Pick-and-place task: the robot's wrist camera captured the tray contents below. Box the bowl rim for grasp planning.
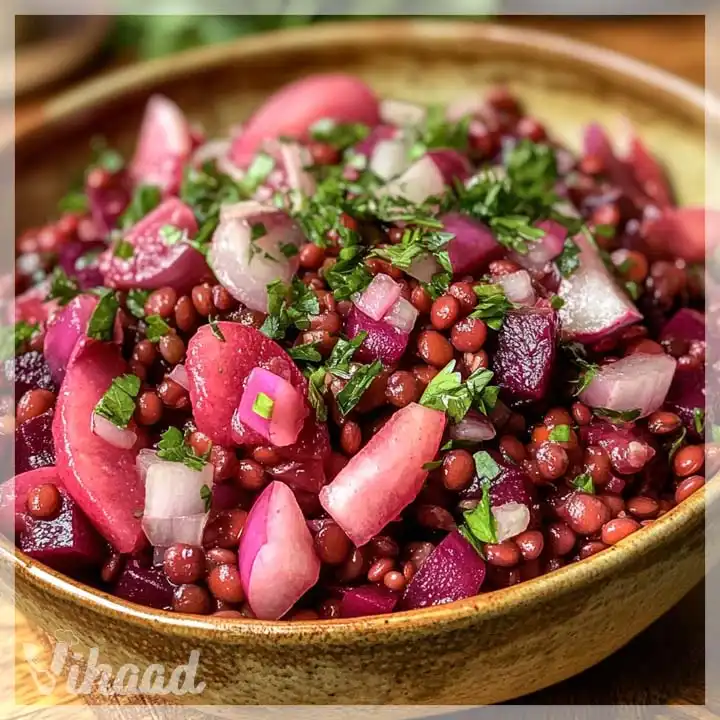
[8,19,710,640]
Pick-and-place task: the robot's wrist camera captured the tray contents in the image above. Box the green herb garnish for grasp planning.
[461,478,498,545]
[667,427,687,461]
[156,427,207,471]
[325,332,367,379]
[694,408,705,435]
[113,239,134,259]
[46,267,80,306]
[119,185,162,229]
[572,473,595,494]
[549,425,571,443]
[473,450,501,482]
[422,460,443,471]
[280,243,299,258]
[200,484,212,512]
[160,224,187,246]
[288,342,323,363]
[556,237,582,278]
[58,189,89,214]
[126,289,150,319]
[309,119,370,151]
[470,284,512,330]
[409,106,471,159]
[87,290,120,341]
[593,407,642,423]
[252,392,274,420]
[145,314,171,342]
[336,360,383,416]
[0,321,39,360]
[550,295,565,310]
[260,278,320,340]
[94,373,141,429]
[209,316,225,342]
[307,369,328,422]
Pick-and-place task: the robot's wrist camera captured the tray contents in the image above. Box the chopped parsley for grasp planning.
[209,316,225,342]
[87,290,120,341]
[288,342,323,363]
[260,277,320,340]
[156,426,207,471]
[160,224,187,246]
[323,246,373,301]
[550,295,565,310]
[624,280,641,300]
[422,459,443,471]
[240,152,275,194]
[250,221,267,242]
[409,106,471,159]
[325,333,367,379]
[280,242,299,258]
[145,314,171,342]
[694,408,705,435]
[58,189,89,214]
[307,370,328,422]
[473,450,501,482]
[90,138,125,173]
[461,478,498,545]
[113,239,134,259]
[549,424,571,443]
[667,427,687,461]
[572,473,595,494]
[593,407,641,424]
[119,185,162,229]
[200,484,212,512]
[46,267,80,306]
[126,289,150,319]
[556,237,582,278]
[252,392,274,420]
[309,119,370,151]
[335,360,383,416]
[470,284,512,330]
[370,225,453,279]
[94,373,141,429]
[0,321,39,360]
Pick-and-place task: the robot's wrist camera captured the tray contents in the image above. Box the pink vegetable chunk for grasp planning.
[239,481,320,620]
[426,149,472,184]
[353,273,402,322]
[664,366,705,437]
[229,74,380,166]
[102,197,208,291]
[319,403,445,546]
[338,585,400,618]
[441,212,504,275]
[580,352,677,419]
[345,305,409,365]
[581,420,657,476]
[400,531,486,610]
[129,95,192,195]
[5,351,55,399]
[0,466,62,534]
[660,308,705,346]
[86,169,132,234]
[625,130,674,207]
[52,339,147,554]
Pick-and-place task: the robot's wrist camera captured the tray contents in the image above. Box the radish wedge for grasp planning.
[319,403,445,546]
[229,74,380,167]
[52,339,146,554]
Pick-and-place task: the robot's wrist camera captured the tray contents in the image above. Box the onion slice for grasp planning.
[497,270,535,306]
[90,412,137,450]
[369,138,412,181]
[377,155,445,205]
[168,364,189,391]
[492,502,530,542]
[142,514,208,549]
[353,273,402,321]
[449,410,496,443]
[143,458,213,520]
[381,296,419,334]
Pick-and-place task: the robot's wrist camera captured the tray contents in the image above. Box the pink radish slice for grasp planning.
[129,95,192,195]
[558,233,642,343]
[191,138,231,167]
[236,367,309,447]
[378,155,446,205]
[209,203,303,313]
[229,74,380,167]
[353,273,402,321]
[52,338,147,554]
[345,305,410,365]
[319,403,445,547]
[642,206,718,264]
[441,212,504,275]
[186,322,329,461]
[338,585,400,618]
[102,197,208,291]
[400,531,486,610]
[265,458,326,494]
[239,481,320,620]
[579,352,677,419]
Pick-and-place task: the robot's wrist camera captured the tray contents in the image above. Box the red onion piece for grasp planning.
[142,513,208,549]
[492,502,530,542]
[497,270,536,306]
[229,74,380,167]
[168,364,189,391]
[441,212,503,275]
[319,403,445,546]
[400,531,486,610]
[353,273,402,321]
[353,124,397,158]
[580,352,677,418]
[144,458,213,520]
[91,412,138,450]
[209,203,303,313]
[379,98,426,127]
[345,305,409,365]
[278,142,316,197]
[382,296,419,334]
[136,448,159,482]
[338,585,400,618]
[236,367,309,448]
[369,138,411,181]
[239,481,320,620]
[449,410,496,443]
[406,252,441,283]
[426,149,472,185]
[378,155,445,205]
[558,233,642,343]
[513,219,567,271]
[129,95,192,195]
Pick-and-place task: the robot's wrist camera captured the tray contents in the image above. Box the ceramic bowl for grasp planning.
[6,20,711,706]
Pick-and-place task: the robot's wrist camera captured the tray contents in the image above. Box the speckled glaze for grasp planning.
[7,21,710,705]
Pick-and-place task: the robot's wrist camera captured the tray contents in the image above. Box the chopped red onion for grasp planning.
[279,142,316,197]
[449,410,496,443]
[382,296,419,334]
[136,448,159,482]
[579,352,677,419]
[426,149,472,184]
[369,138,412,181]
[379,98,426,127]
[513,219,567,271]
[90,412,137,450]
[441,212,503,275]
[497,270,536,306]
[168,364,189,391]
[492,502,530,542]
[353,273,402,321]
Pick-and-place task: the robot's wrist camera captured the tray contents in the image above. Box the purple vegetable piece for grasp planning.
[441,212,504,275]
[338,585,400,618]
[427,150,471,184]
[353,124,397,157]
[659,308,705,346]
[19,488,105,573]
[210,482,244,512]
[85,169,132,235]
[15,409,55,473]
[461,450,535,508]
[493,307,559,405]
[59,240,106,290]
[113,559,175,610]
[400,531,486,610]
[664,366,705,437]
[345,305,409,365]
[5,351,55,398]
[581,420,657,475]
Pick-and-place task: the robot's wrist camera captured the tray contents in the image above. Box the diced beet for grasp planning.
[210,482,244,512]
[493,306,559,405]
[664,366,705,437]
[102,197,209,292]
[427,150,472,184]
[345,305,409,365]
[400,531,486,610]
[441,212,504,275]
[338,585,400,618]
[265,459,326,494]
[53,339,147,554]
[113,559,174,610]
[85,170,132,235]
[5,351,56,398]
[16,410,55,473]
[581,420,657,475]
[642,207,718,264]
[461,450,536,508]
[19,487,105,573]
[186,322,329,462]
[659,308,705,346]
[58,240,106,290]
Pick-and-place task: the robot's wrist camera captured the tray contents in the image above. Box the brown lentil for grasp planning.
[599,494,626,518]
[309,312,342,334]
[157,378,189,409]
[579,541,608,560]
[315,524,351,565]
[485,541,521,567]
[191,283,214,316]
[205,547,237,571]
[451,317,488,353]
[188,431,212,458]
[211,284,237,312]
[210,445,238,482]
[340,421,362,456]
[543,407,573,428]
[252,446,281,466]
[336,547,368,583]
[385,370,420,408]
[163,544,205,584]
[416,504,456,531]
[410,284,433,314]
[430,295,460,330]
[673,445,704,477]
[383,571,407,592]
[563,492,611,535]
[535,441,569,481]
[158,333,185,365]
[584,446,612,486]
[675,474,705,504]
[547,522,576,556]
[514,530,544,561]
[367,558,395,583]
[499,435,526,465]
[132,339,157,366]
[203,509,247,549]
[145,287,177,318]
[174,295,198,332]
[448,281,477,314]
[441,449,475,491]
[626,496,660,519]
[173,584,212,615]
[16,389,55,425]
[235,459,266,492]
[601,517,641,545]
[26,483,62,520]
[207,564,245,603]
[416,330,454,367]
[100,552,124,584]
[571,401,593,426]
[135,391,163,426]
[369,535,400,559]
[461,350,489,374]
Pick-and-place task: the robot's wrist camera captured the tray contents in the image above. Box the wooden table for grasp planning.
[8,14,710,715]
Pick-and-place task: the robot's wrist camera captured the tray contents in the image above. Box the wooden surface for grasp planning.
[8,14,709,713]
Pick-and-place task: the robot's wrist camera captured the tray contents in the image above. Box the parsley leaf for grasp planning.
[323,246,373,301]
[549,425,571,443]
[145,314,171,342]
[565,343,600,396]
[370,226,453,278]
[409,106,471,159]
[288,342,323,363]
[625,280,641,300]
[252,392,274,420]
[461,478,498,545]
[200,484,212,512]
[694,408,705,435]
[260,278,320,340]
[422,460,443,471]
[556,237,582,278]
[160,224,187,246]
[46,267,80,306]
[94,373,141,428]
[309,119,370,151]
[550,295,565,310]
[572,473,595,494]
[240,153,275,194]
[58,189,89,214]
[473,450,501,482]
[325,332,367,379]
[336,360,383,416]
[470,284,512,330]
[0,321,39,360]
[307,369,328,422]
[280,243,299,258]
[667,427,687,461]
[119,185,162,229]
[113,239,134,259]
[87,290,119,341]
[593,407,641,423]
[90,138,125,173]
[126,289,150,319]
[156,427,207,471]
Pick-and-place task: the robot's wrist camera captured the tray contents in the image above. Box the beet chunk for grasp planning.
[5,351,55,398]
[493,307,559,405]
[659,308,705,346]
[15,409,55,473]
[461,450,535,508]
[113,559,175,610]
[19,488,105,573]
[664,366,705,438]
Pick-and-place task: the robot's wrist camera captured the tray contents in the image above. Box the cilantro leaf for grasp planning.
[58,189,89,214]
[307,369,328,422]
[326,332,367,379]
[323,246,373,301]
[469,284,512,330]
[667,427,687,461]
[119,185,162,229]
[409,106,471,159]
[473,450,500,482]
[87,290,119,341]
[572,473,595,494]
[209,316,225,342]
[549,425,571,443]
[200,484,212,512]
[556,237,581,278]
[94,373,141,428]
[288,342,323,363]
[145,314,171,342]
[240,153,275,195]
[260,278,320,340]
[46,267,80,306]
[156,427,207,471]
[90,138,125,173]
[126,289,150,319]
[336,360,383,416]
[309,119,370,151]
[593,407,641,423]
[113,239,134,259]
[461,478,498,545]
[0,321,39,360]
[694,408,705,435]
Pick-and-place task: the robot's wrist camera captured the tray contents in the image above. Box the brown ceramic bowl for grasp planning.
[6,20,712,706]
